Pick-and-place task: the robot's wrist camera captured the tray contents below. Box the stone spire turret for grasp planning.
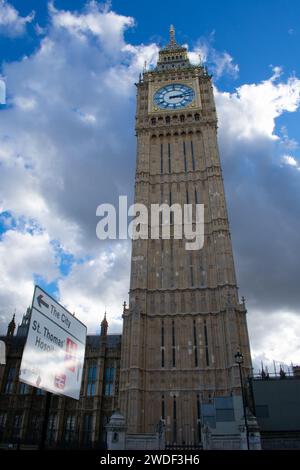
[100,312,108,337]
[156,24,191,71]
[17,306,31,337]
[169,24,176,46]
[6,313,16,337]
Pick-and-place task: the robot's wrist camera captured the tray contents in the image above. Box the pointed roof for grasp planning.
[100,311,108,336]
[156,25,190,71]
[101,311,108,327]
[7,313,16,337]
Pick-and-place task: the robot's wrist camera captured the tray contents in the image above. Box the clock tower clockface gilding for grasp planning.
[153,83,195,110]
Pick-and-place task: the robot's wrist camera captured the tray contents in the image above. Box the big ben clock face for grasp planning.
[153,83,195,110]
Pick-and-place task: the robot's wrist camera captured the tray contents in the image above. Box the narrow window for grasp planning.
[104,367,115,396]
[19,382,29,395]
[170,241,174,288]
[200,265,206,287]
[64,415,76,444]
[190,252,194,287]
[12,413,23,441]
[5,367,15,394]
[183,141,187,172]
[83,415,93,447]
[204,320,209,366]
[161,395,165,420]
[160,240,164,289]
[172,320,176,367]
[161,320,165,368]
[173,396,177,443]
[191,141,196,171]
[186,188,191,222]
[169,190,173,224]
[47,414,57,445]
[0,413,7,437]
[87,364,97,397]
[168,142,171,173]
[193,319,198,367]
[197,395,201,443]
[160,143,163,174]
[160,185,163,225]
[190,267,194,287]
[195,188,198,204]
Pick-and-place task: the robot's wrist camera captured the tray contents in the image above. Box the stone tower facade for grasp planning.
[119,26,252,445]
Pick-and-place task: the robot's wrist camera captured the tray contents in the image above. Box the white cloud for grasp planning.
[58,242,131,333]
[49,0,133,54]
[13,95,37,110]
[249,310,300,370]
[0,0,34,37]
[215,71,300,141]
[280,125,298,150]
[281,154,300,170]
[213,51,239,79]
[187,37,239,79]
[0,227,59,333]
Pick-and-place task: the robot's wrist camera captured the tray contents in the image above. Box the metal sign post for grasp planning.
[39,391,52,450]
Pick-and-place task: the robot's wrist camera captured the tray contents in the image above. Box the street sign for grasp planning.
[19,286,87,400]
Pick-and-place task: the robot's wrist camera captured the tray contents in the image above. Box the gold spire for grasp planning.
[169,24,175,46]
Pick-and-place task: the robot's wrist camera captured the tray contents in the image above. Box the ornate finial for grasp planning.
[101,311,108,336]
[241,296,245,305]
[169,24,175,45]
[198,53,203,66]
[7,313,16,337]
[143,60,147,73]
[123,301,127,313]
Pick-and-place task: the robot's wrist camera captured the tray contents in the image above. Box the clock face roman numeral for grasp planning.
[153,83,195,110]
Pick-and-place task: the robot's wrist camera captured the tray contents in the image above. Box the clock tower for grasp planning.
[119,26,252,447]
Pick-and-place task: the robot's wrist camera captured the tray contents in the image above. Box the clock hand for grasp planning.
[169,92,193,99]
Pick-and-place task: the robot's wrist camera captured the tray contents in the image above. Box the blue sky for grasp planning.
[3,1,300,76]
[2,1,300,148]
[0,1,300,370]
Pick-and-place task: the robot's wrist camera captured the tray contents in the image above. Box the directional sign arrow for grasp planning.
[37,294,49,309]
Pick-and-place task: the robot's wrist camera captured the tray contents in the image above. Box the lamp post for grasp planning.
[235,351,250,450]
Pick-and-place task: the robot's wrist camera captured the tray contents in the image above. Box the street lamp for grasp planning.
[235,351,250,450]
